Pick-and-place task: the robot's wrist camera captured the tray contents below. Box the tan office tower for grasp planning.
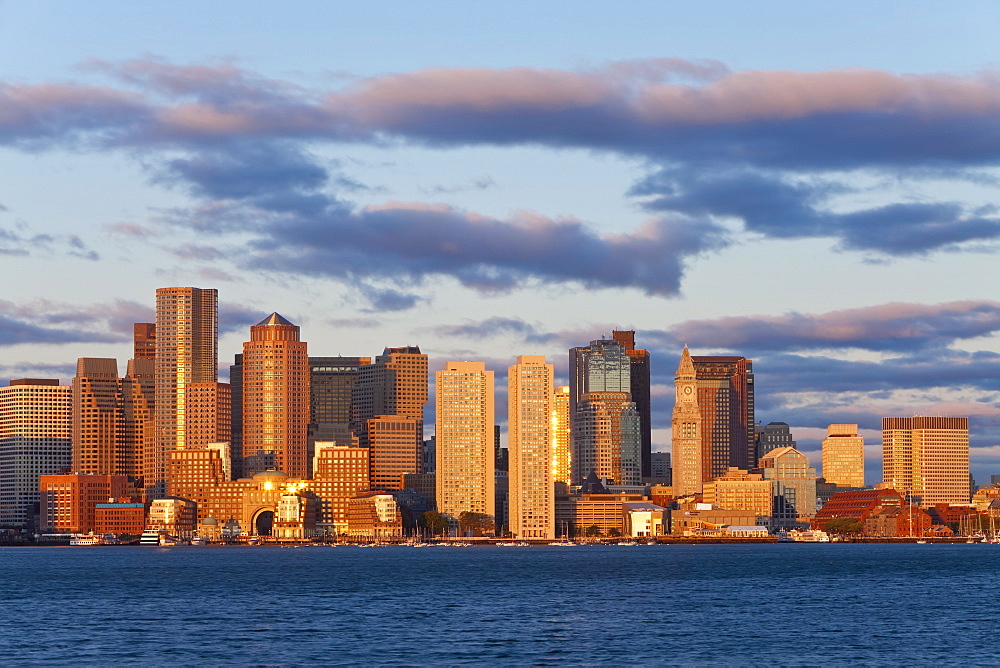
[552,386,571,487]
[72,358,124,475]
[366,415,422,489]
[154,286,218,499]
[436,362,495,521]
[671,347,704,495]
[822,424,865,488]
[883,416,969,507]
[242,313,310,478]
[0,379,72,529]
[508,356,555,540]
[353,346,428,482]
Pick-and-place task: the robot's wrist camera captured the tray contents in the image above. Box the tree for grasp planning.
[824,517,863,534]
[420,511,449,537]
[608,528,622,537]
[585,525,602,537]
[458,511,495,536]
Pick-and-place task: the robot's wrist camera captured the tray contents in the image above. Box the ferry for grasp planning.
[190,535,207,546]
[69,533,103,546]
[781,529,831,543]
[139,529,163,546]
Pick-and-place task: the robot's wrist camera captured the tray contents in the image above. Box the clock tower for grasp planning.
[672,346,704,496]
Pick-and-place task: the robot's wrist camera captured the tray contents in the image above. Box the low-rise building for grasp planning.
[622,502,668,537]
[38,474,132,533]
[94,500,146,536]
[348,491,403,539]
[864,505,932,537]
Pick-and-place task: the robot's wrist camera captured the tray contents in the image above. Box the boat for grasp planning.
[190,535,207,546]
[783,529,831,543]
[916,539,928,544]
[617,540,639,546]
[69,533,103,546]
[139,528,164,546]
[548,540,576,546]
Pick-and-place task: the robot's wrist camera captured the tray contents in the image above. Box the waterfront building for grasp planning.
[94,499,146,536]
[0,379,72,529]
[153,286,218,499]
[611,330,652,478]
[669,503,761,535]
[864,504,932,537]
[702,467,772,518]
[671,347,704,496]
[758,447,817,529]
[810,488,904,530]
[569,338,632,483]
[551,386,571,487]
[148,497,198,538]
[508,355,555,540]
[241,313,310,478]
[573,392,641,485]
[622,501,668,537]
[882,416,970,507]
[348,491,403,539]
[311,443,371,534]
[822,424,865,488]
[555,491,647,538]
[353,347,428,484]
[38,473,130,533]
[436,362,495,521]
[755,422,796,465]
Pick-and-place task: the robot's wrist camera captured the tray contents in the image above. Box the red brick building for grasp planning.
[811,489,904,530]
[94,500,146,536]
[39,474,132,533]
[864,505,932,537]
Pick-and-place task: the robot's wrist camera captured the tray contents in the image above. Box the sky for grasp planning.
[2,1,1000,484]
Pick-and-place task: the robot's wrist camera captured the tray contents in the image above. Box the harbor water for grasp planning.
[2,542,996,665]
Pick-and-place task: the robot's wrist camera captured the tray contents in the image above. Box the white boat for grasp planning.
[139,529,164,546]
[548,541,576,546]
[783,529,831,543]
[69,533,103,546]
[190,535,207,546]
[617,540,639,546]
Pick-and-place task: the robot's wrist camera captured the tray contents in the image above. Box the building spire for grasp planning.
[676,345,696,379]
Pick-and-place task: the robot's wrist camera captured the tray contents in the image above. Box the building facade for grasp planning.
[241,313,310,478]
[883,416,970,507]
[759,446,817,529]
[611,330,652,478]
[551,385,571,487]
[569,338,631,483]
[153,286,218,499]
[0,379,72,529]
[691,353,755,475]
[508,355,555,540]
[822,424,865,488]
[671,347,704,496]
[435,362,495,521]
[573,392,641,486]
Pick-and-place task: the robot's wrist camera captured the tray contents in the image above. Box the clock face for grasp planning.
[683,386,692,395]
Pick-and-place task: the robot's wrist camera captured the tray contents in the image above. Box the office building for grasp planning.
[508,355,555,540]
[883,416,970,507]
[309,355,370,458]
[436,362,495,521]
[573,392,641,485]
[755,422,796,465]
[72,358,123,476]
[759,446,817,529]
[702,467,772,518]
[822,424,865,488]
[241,313,310,478]
[551,386,571,487]
[133,323,156,361]
[0,379,72,529]
[366,414,422,489]
[122,359,155,483]
[185,382,231,449]
[353,347,428,483]
[611,330,652,478]
[38,473,130,533]
[153,286,218,498]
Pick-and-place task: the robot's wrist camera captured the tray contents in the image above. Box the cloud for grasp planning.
[428,316,559,343]
[666,301,1000,353]
[0,299,151,346]
[0,222,101,260]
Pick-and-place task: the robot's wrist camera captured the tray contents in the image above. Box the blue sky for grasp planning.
[2,1,1000,483]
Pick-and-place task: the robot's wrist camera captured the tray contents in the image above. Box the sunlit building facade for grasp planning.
[436,362,495,521]
[883,416,969,507]
[508,355,555,539]
[822,424,865,488]
[551,386,571,487]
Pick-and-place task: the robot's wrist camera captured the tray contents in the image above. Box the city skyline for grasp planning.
[3,3,1000,482]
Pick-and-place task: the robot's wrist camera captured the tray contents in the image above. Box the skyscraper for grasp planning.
[508,355,555,540]
[241,313,310,479]
[185,382,232,449]
[822,424,865,488]
[759,446,817,529]
[72,358,124,476]
[122,358,155,484]
[882,416,969,507]
[690,354,755,475]
[569,338,633,483]
[133,323,156,361]
[755,422,796,465]
[573,392,641,485]
[153,286,218,498]
[353,347,428,485]
[671,347,703,496]
[611,330,652,478]
[551,386,571,487]
[0,379,72,529]
[436,362,495,521]
[308,356,370,452]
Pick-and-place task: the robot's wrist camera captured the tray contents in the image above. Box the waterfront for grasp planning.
[2,543,997,665]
